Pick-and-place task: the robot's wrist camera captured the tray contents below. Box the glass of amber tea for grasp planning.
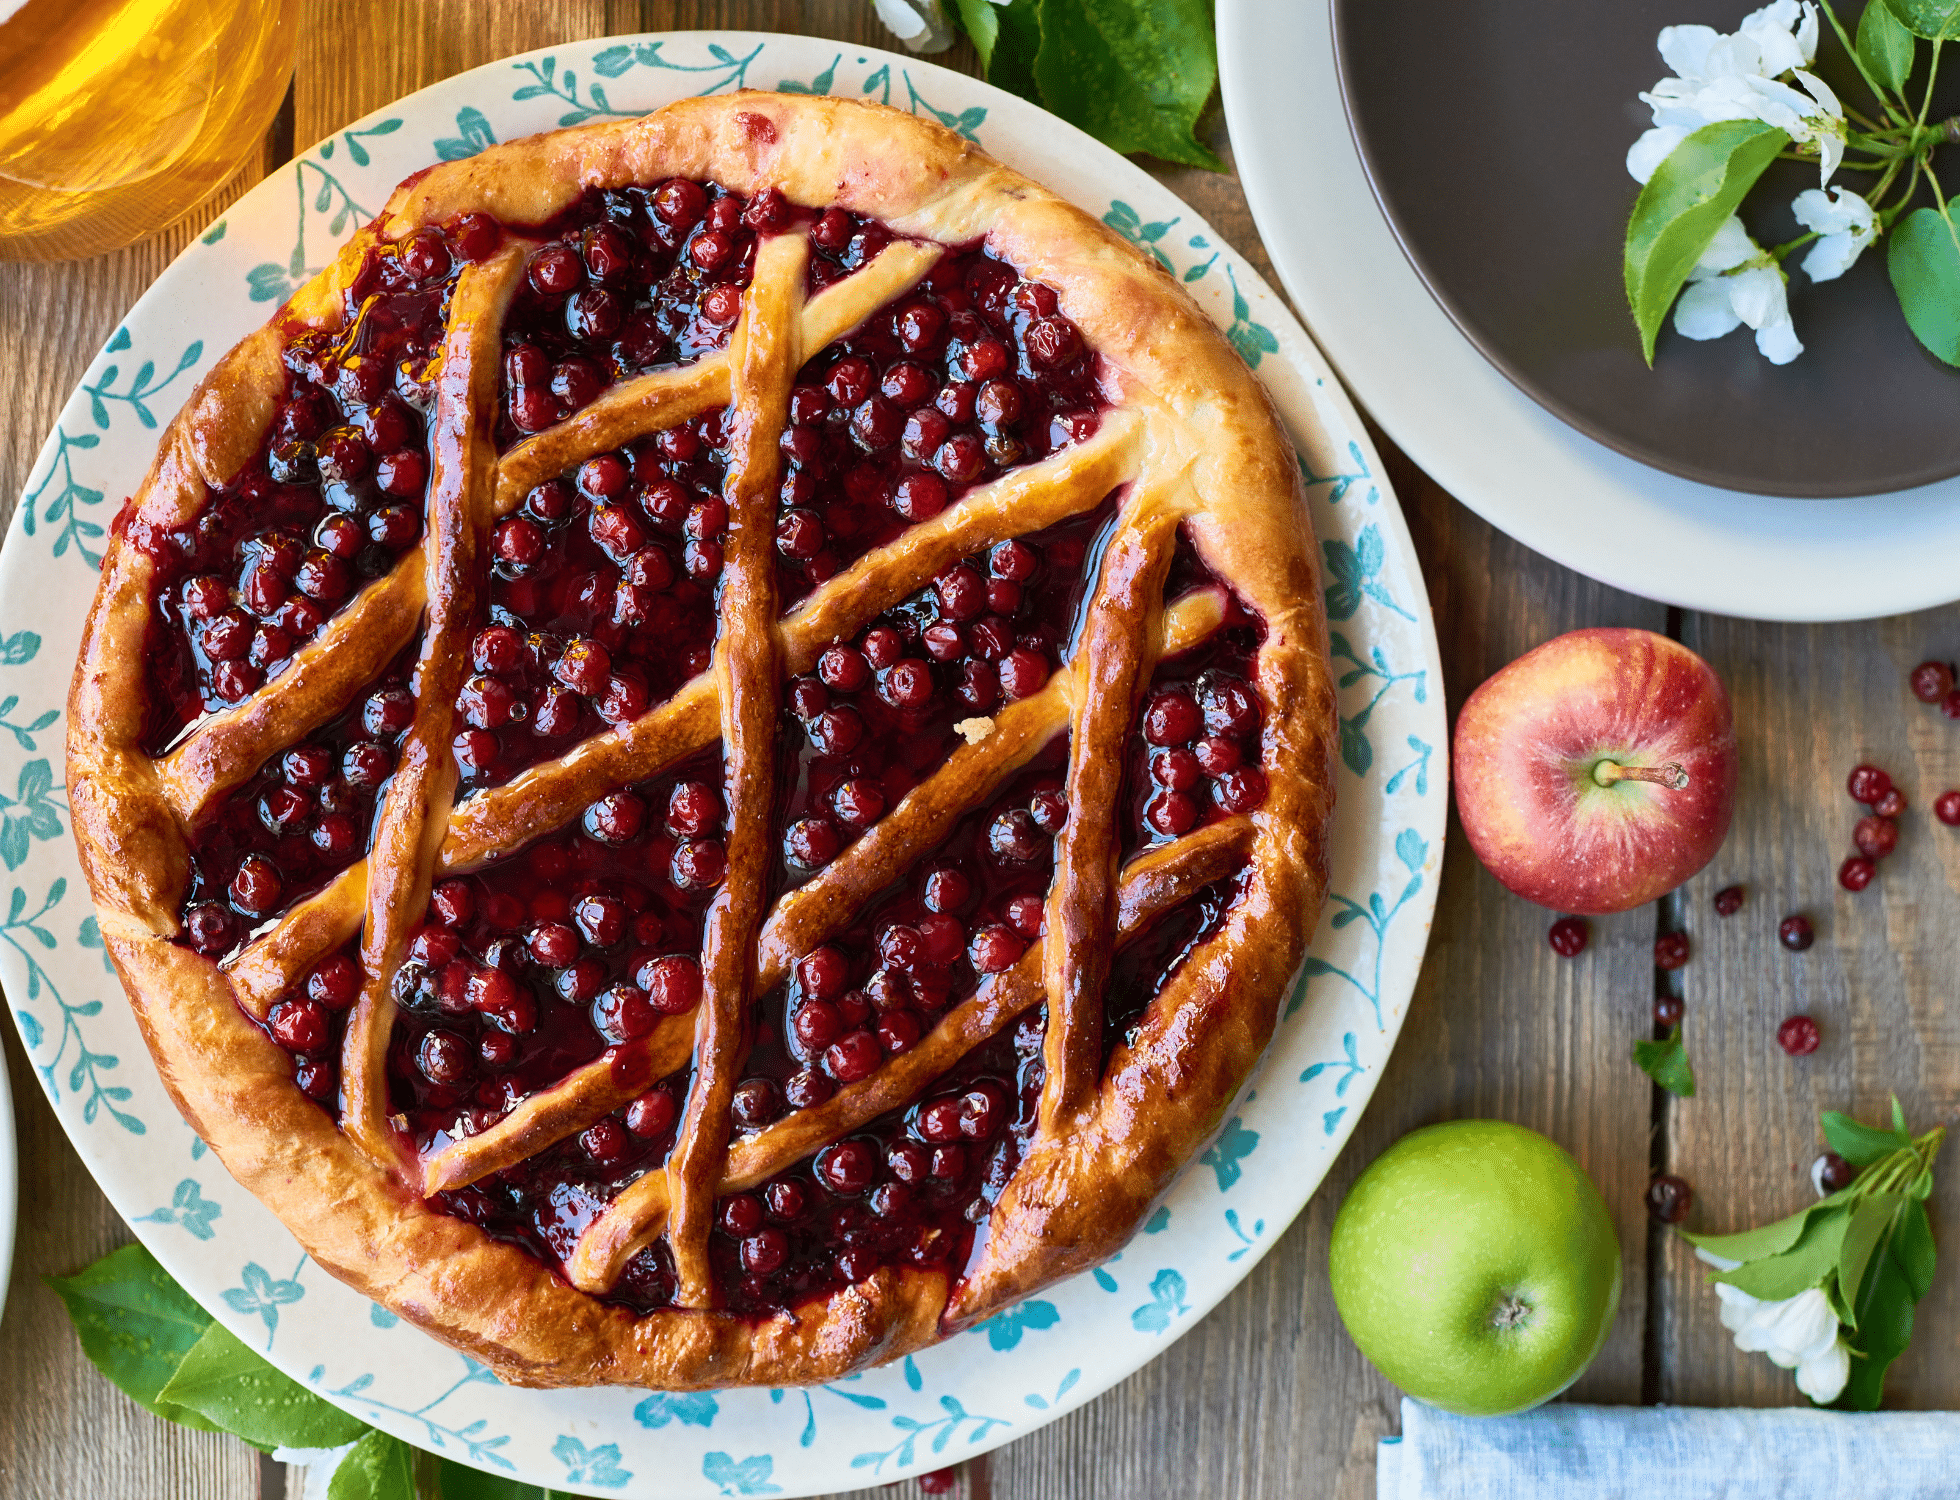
[0,0,299,261]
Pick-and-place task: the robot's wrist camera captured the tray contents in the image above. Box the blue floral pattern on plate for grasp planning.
[0,33,1444,1499]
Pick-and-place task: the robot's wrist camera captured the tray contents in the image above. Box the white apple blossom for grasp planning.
[1627,0,1846,186]
[872,0,958,53]
[1696,1247,1851,1403]
[1792,185,1879,281]
[1672,214,1803,363]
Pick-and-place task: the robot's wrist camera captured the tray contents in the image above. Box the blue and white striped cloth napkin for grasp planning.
[1378,1398,1960,1499]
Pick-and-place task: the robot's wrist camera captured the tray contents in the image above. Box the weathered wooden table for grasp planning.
[2,4,1954,1496]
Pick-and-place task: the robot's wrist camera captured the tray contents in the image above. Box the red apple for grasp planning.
[1452,628,1737,914]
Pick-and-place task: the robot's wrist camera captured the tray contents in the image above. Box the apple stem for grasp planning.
[1592,759,1689,791]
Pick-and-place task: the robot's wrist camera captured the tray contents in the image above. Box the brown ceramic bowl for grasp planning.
[1331,0,1960,498]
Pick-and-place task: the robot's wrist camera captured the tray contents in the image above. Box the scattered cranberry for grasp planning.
[1654,995,1684,1026]
[1839,855,1875,891]
[918,1470,958,1496]
[1713,884,1744,915]
[1547,917,1589,957]
[1910,660,1954,703]
[1778,915,1814,951]
[1946,689,1960,720]
[1813,1151,1857,1195]
[1653,932,1689,970]
[1645,1174,1693,1224]
[1853,815,1899,860]
[1777,1014,1821,1056]
[1847,764,1892,805]
[1875,788,1907,819]
[1938,791,1960,825]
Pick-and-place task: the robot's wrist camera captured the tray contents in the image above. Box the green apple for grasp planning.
[1328,1119,1620,1416]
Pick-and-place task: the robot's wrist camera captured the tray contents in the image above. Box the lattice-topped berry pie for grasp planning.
[68,92,1336,1387]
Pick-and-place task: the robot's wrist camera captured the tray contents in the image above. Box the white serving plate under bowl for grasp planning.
[1220,0,1960,623]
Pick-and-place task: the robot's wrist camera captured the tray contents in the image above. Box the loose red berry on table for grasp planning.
[1653,932,1690,971]
[1936,790,1960,826]
[1846,763,1892,805]
[917,1468,959,1495]
[1713,884,1744,916]
[1777,1014,1821,1056]
[1547,916,1589,957]
[1654,995,1684,1026]
[1910,660,1955,704]
[1646,1174,1693,1224]
[1778,915,1814,951]
[1874,787,1906,819]
[1839,855,1875,891]
[1944,689,1960,720]
[1813,1151,1857,1195]
[1853,815,1899,860]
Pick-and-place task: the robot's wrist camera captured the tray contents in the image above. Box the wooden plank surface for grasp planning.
[1,3,1955,1498]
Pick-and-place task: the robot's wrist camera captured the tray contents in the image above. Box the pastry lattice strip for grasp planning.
[153,240,943,830]
[564,814,1255,1293]
[412,583,1228,1201]
[220,412,1145,1018]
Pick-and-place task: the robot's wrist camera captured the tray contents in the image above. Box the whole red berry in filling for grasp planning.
[1646,1174,1693,1224]
[269,996,328,1053]
[1779,914,1814,951]
[1777,1014,1821,1055]
[1547,917,1589,957]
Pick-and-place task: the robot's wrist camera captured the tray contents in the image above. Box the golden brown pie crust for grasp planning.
[66,91,1337,1388]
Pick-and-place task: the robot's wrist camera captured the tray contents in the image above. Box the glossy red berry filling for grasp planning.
[387,750,724,1152]
[1102,876,1240,1060]
[258,941,363,1110]
[1125,620,1266,857]
[134,227,475,751]
[774,504,1112,885]
[456,425,729,793]
[497,183,766,447]
[707,1011,1037,1315]
[774,246,1107,604]
[176,665,415,959]
[752,744,1066,1107]
[436,1069,689,1290]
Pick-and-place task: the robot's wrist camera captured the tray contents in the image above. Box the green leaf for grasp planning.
[438,1457,567,1498]
[1859,0,1918,91]
[1710,1206,1852,1301]
[44,1243,220,1432]
[1882,0,1960,40]
[1633,1025,1696,1096]
[1681,1200,1826,1264]
[1897,1197,1937,1298]
[157,1321,367,1451]
[1838,1202,1931,1409]
[328,1429,418,1500]
[1031,0,1223,170]
[1624,119,1789,365]
[965,0,1041,99]
[1836,1194,1900,1329]
[1822,1108,1911,1166]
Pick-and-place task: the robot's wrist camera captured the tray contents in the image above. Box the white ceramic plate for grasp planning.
[1220,0,1960,623]
[3,34,1444,1496]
